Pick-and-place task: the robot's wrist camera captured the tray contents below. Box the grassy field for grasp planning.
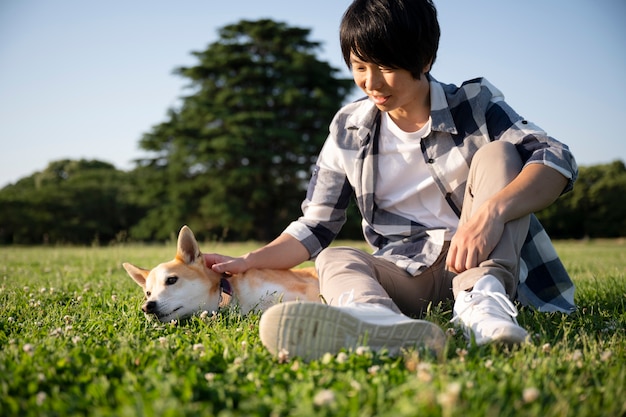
[1,239,624,416]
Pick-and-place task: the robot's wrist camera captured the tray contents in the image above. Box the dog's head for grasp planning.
[123,225,222,322]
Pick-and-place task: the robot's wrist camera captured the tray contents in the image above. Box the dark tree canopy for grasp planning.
[0,159,144,244]
[536,160,626,238]
[134,19,354,241]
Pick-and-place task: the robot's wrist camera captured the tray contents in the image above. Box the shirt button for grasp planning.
[427,158,435,164]
[521,120,528,124]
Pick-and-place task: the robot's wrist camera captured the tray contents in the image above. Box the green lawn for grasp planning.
[1,239,624,416]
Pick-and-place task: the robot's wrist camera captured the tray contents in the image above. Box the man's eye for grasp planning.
[165,276,178,285]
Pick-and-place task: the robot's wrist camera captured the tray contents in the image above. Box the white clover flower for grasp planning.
[368,365,380,375]
[204,372,215,382]
[355,346,370,356]
[417,363,433,382]
[350,380,362,391]
[36,391,47,406]
[23,343,34,354]
[336,352,348,364]
[277,348,290,363]
[600,350,612,362]
[542,343,551,354]
[522,387,540,403]
[313,389,335,407]
[437,382,462,409]
[192,343,204,352]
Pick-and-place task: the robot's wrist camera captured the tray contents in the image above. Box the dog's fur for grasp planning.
[123,226,320,322]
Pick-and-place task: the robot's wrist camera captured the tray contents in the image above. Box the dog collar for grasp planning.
[220,275,233,296]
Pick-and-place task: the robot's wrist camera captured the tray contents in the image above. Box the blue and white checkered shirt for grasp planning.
[284,75,578,313]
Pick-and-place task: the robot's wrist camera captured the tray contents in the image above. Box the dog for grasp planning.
[123,225,320,322]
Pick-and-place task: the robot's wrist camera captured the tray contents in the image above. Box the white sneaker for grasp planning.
[259,301,446,361]
[452,275,529,346]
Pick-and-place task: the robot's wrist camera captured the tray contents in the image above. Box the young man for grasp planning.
[205,0,578,360]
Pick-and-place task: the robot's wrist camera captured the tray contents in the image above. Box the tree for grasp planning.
[536,160,626,238]
[133,19,354,241]
[0,159,145,244]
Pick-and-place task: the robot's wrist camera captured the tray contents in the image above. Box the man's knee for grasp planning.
[471,141,523,183]
[316,246,361,269]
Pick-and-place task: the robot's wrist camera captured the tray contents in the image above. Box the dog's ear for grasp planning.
[176,225,202,264]
[122,262,149,288]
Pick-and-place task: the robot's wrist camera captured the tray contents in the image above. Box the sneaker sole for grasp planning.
[470,324,530,346]
[259,302,446,361]
[489,326,529,346]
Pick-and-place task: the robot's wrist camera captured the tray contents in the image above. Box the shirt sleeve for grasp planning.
[484,89,578,194]
[282,138,354,258]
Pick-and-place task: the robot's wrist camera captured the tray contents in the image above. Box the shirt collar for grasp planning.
[427,74,458,135]
[346,75,459,136]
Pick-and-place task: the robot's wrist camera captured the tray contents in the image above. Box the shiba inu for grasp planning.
[123,225,319,322]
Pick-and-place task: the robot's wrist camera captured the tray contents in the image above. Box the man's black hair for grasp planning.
[340,0,440,79]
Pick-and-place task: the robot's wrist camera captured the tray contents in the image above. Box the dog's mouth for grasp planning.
[155,306,184,321]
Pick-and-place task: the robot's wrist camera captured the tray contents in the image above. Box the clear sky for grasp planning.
[1,0,625,187]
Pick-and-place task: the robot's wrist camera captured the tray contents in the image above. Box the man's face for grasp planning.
[350,53,430,123]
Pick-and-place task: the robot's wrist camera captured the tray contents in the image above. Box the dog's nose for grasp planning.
[143,301,157,314]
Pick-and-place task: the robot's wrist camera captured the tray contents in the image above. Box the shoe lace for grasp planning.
[451,290,519,325]
[337,289,355,307]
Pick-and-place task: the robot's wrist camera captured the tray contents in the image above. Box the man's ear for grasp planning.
[122,262,149,289]
[176,225,202,264]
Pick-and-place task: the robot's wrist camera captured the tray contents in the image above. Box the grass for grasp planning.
[0,239,624,416]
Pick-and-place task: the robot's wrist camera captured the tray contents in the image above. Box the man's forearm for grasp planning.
[242,233,311,270]
[489,163,569,223]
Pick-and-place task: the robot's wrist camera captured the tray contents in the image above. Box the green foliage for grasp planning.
[0,160,146,244]
[1,241,624,416]
[537,160,626,238]
[134,19,354,241]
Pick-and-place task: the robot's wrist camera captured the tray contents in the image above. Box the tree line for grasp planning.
[1,19,623,245]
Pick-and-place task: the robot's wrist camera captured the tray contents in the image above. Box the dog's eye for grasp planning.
[165,276,178,286]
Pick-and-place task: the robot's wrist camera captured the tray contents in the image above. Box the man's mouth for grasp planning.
[370,95,390,105]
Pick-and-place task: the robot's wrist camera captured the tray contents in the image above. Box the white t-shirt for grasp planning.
[376,112,459,239]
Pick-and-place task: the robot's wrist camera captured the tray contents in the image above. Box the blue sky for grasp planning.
[1,0,625,187]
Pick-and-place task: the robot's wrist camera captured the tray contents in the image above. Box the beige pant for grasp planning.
[315,141,530,317]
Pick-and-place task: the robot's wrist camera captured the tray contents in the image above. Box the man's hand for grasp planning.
[203,253,250,274]
[446,202,504,273]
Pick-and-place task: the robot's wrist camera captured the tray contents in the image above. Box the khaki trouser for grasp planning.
[315,141,531,317]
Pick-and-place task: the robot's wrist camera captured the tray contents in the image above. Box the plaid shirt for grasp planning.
[284,76,578,313]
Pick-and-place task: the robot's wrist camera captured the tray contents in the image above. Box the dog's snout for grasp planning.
[143,301,157,314]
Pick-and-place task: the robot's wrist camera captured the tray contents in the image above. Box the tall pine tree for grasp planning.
[134,19,353,241]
